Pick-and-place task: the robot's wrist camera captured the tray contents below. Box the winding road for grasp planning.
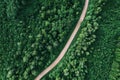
[35,0,89,80]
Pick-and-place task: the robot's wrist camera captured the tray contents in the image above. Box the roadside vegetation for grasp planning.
[42,0,107,79]
[0,0,83,80]
[0,0,120,80]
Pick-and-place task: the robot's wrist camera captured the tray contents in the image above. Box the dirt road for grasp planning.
[35,0,89,80]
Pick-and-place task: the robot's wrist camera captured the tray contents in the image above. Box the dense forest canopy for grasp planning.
[0,0,120,80]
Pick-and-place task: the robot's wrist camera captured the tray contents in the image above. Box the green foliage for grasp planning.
[0,0,83,80]
[87,0,120,80]
[109,37,120,80]
[0,0,119,80]
[4,0,18,19]
[42,0,105,80]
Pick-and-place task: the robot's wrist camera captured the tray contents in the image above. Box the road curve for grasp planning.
[35,0,89,80]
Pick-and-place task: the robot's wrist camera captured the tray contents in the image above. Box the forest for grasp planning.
[0,0,120,80]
